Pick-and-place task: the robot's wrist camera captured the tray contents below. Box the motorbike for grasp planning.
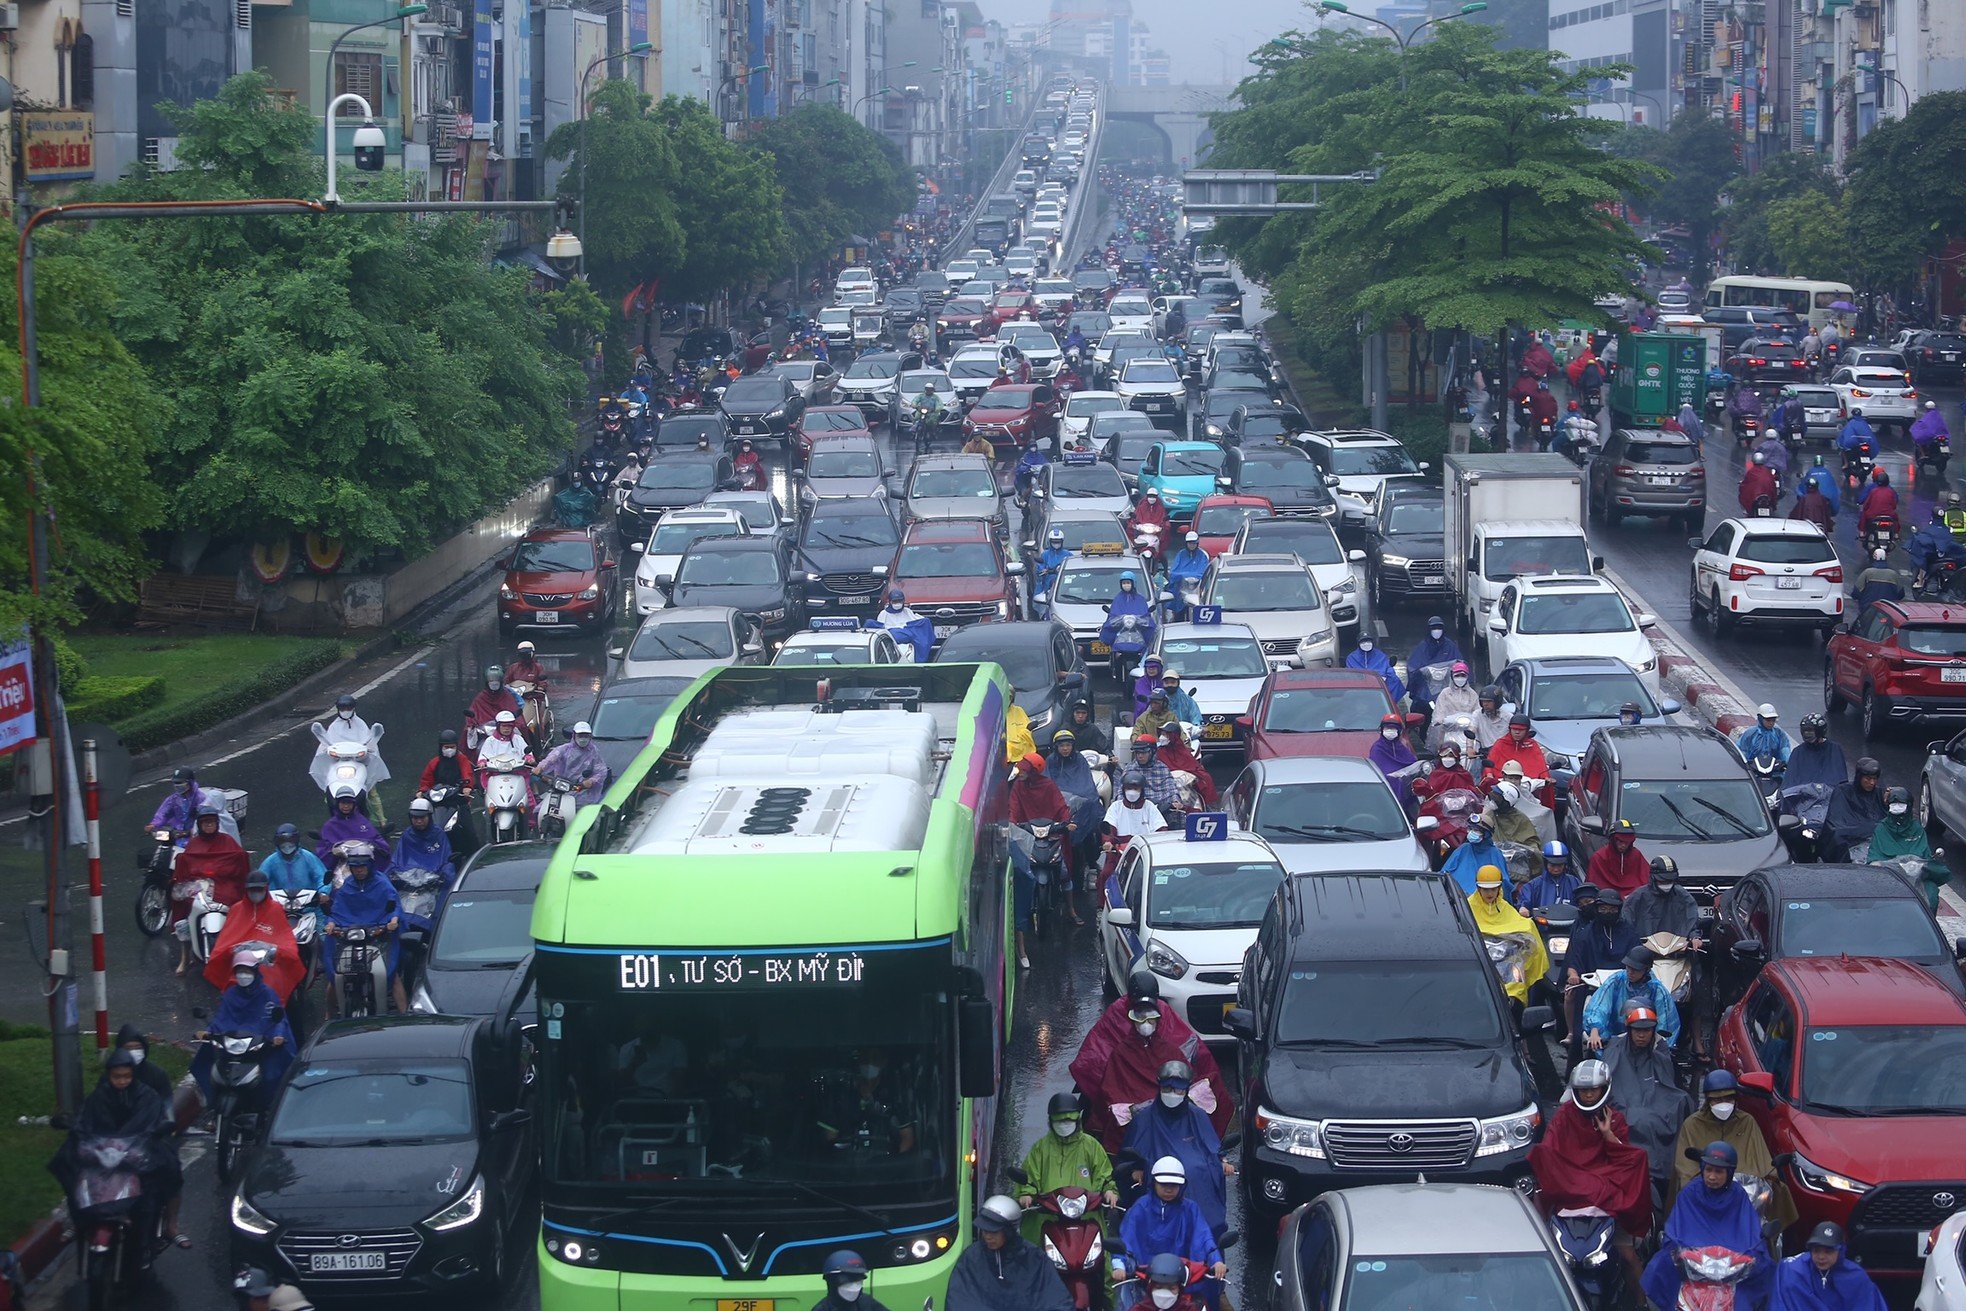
[597,402,629,445]
[134,830,182,937]
[1018,819,1070,938]
[1107,617,1151,690]
[1777,783,1834,862]
[537,775,580,840]
[1412,662,1455,717]
[1418,786,1483,868]
[68,1135,163,1311]
[1749,754,1785,811]
[1733,412,1764,448]
[1671,1245,1758,1311]
[333,923,392,1019]
[1534,416,1557,453]
[574,450,614,498]
[1861,513,1899,557]
[1916,438,1951,479]
[509,679,553,747]
[1749,493,1776,518]
[1549,1212,1621,1311]
[178,881,230,967]
[480,743,533,843]
[309,720,383,813]
[1011,1176,1110,1311]
[1917,556,1966,601]
[1843,440,1877,488]
[422,783,468,837]
[198,1027,278,1183]
[1108,1241,1238,1311]
[1482,928,1538,1005]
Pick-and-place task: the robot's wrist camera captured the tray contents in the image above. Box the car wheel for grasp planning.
[1824,660,1848,713]
[1920,777,1948,844]
[1861,685,1891,740]
[1368,566,1385,611]
[1587,487,1602,523]
[1711,588,1735,636]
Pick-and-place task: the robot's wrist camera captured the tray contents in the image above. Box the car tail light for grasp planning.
[1749,357,1767,367]
[1688,465,1706,479]
[1906,388,1919,399]
[1924,348,1936,358]
[1614,464,1637,476]
[1816,564,1843,583]
[1730,562,1765,581]
[1850,388,1872,398]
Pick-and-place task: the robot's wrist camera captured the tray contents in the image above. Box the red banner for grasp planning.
[0,636,36,758]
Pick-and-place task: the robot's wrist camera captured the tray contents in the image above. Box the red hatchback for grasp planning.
[1241,668,1396,761]
[985,291,1039,336]
[1716,955,1966,1274]
[1191,493,1273,557]
[498,527,619,635]
[964,383,1062,453]
[794,405,874,460]
[1825,599,1966,737]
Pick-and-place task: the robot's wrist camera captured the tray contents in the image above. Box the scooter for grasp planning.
[333,923,391,1019]
[1749,755,1785,811]
[67,1135,164,1311]
[179,882,229,967]
[480,744,533,844]
[1749,493,1776,518]
[1007,1171,1111,1311]
[197,1026,279,1183]
[1861,513,1900,557]
[1733,412,1763,448]
[1843,441,1877,488]
[509,680,553,747]
[1548,1211,1622,1311]
[1018,819,1069,939]
[1107,618,1151,691]
[270,888,321,991]
[537,775,580,841]
[134,830,181,937]
[309,720,384,814]
[422,783,467,837]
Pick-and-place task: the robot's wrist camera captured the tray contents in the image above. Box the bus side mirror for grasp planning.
[958,996,997,1097]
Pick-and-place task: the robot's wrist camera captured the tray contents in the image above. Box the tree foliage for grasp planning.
[1628,111,1738,281]
[1844,91,1966,292]
[82,72,583,563]
[545,79,688,300]
[651,96,788,300]
[1719,152,1840,275]
[748,104,917,268]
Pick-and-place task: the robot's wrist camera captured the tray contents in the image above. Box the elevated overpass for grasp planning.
[1102,84,1236,168]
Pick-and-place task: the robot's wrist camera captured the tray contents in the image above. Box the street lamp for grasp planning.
[795,77,843,104]
[1317,0,1485,90]
[322,2,426,198]
[575,40,655,276]
[854,85,895,125]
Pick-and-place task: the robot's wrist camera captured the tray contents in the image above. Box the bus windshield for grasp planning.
[541,948,956,1203]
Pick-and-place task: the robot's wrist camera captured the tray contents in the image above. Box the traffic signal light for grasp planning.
[1004,87,1013,105]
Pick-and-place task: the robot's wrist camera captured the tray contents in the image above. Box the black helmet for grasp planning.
[1884,785,1910,807]
[1478,684,1502,706]
[335,693,356,712]
[1649,856,1679,884]
[822,1250,870,1282]
[1856,756,1881,778]
[1147,1254,1188,1287]
[1047,1091,1082,1119]
[1069,699,1094,720]
[1120,769,1147,792]
[439,728,459,746]
[245,868,270,890]
[1618,701,1642,724]
[1127,967,1161,1011]
[1800,712,1827,742]
[172,766,196,787]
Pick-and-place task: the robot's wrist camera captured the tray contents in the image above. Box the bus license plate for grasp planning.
[1944,668,1966,684]
[1775,577,1802,589]
[719,1301,778,1311]
[535,611,560,625]
[1203,722,1235,740]
[311,1252,386,1273]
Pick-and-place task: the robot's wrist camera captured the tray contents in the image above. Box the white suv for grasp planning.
[1688,517,1845,637]
[1484,574,1661,692]
[1294,429,1427,529]
[1199,554,1338,669]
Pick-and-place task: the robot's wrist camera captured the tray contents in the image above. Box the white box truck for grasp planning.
[1443,453,1596,636]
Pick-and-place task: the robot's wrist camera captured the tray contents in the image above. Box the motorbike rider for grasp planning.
[1484,713,1554,806]
[1470,684,1510,751]
[1123,734,1183,816]
[259,823,330,907]
[416,728,480,855]
[1586,817,1650,897]
[1099,575,1158,659]
[1527,378,1559,443]
[1064,325,1088,355]
[1583,946,1682,1051]
[146,767,207,840]
[1792,479,1836,532]
[1156,669,1201,727]
[174,803,251,977]
[1764,406,1798,469]
[1605,1003,1693,1195]
[963,429,997,462]
[1642,1142,1774,1311]
[1515,840,1582,910]
[1035,528,1071,607]
[1468,864,1549,1015]
[1944,490,1966,541]
[1412,739,1480,803]
[1793,452,1839,506]
[1066,699,1111,755]
[1127,490,1171,542]
[309,692,389,822]
[1850,547,1906,610]
[1441,817,1510,897]
[1772,1224,1887,1311]
[1405,616,1464,717]
[1825,756,1886,860]
[1868,786,1942,901]
[1102,770,1169,875]
[1068,968,1232,1152]
[1013,442,1050,504]
[1678,401,1707,451]
[392,797,455,922]
[191,949,295,1102]
[463,666,523,755]
[1909,505,1966,582]
[811,1250,892,1311]
[202,871,304,1000]
[1859,468,1898,538]
[1674,1071,1798,1233]
[1016,1094,1119,1242]
[1164,533,1210,618]
[948,1196,1073,1311]
[1120,1062,1230,1230]
[1134,687,1178,748]
[323,843,406,1015]
[1427,662,1481,749]
[537,721,612,813]
[1773,721,1842,800]
[1343,634,1406,703]
[1625,856,1703,942]
[1839,407,1877,478]
[1132,656,1169,719]
[1912,398,1952,459]
[1565,888,1638,1057]
[1047,730,1106,872]
[1556,399,1595,458]
[506,639,548,694]
[1154,721,1218,809]
[867,589,935,664]
[1527,1059,1654,1290]
[49,1050,185,1249]
[1369,713,1422,809]
[1117,1158,1226,1296]
[1010,752,1077,958]
[732,438,766,491]
[1739,451,1779,514]
[1728,380,1765,442]
[1737,704,1791,771]
[316,784,393,876]
[113,1026,176,1106]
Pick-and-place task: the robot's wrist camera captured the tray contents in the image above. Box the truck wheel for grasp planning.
[1823,662,1848,713]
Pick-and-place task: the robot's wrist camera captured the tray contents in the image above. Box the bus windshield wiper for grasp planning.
[767,1178,903,1235]
[562,1194,692,1231]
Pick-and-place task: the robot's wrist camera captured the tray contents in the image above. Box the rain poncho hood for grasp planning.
[317,810,392,874]
[1526,1097,1652,1234]
[945,1234,1073,1311]
[203,896,304,999]
[1771,1247,1887,1311]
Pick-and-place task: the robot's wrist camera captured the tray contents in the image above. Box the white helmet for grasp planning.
[572,721,594,736]
[1494,781,1520,807]
[1150,1155,1186,1185]
[1757,703,1778,720]
[495,710,518,726]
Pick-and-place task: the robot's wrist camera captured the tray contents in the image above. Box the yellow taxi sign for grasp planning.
[1081,542,1126,556]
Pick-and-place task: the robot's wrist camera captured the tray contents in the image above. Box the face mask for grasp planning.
[1159,1090,1185,1109]
[1358,640,1374,652]
[888,602,904,612]
[1441,756,1459,769]
[248,889,267,903]
[1052,1119,1079,1139]
[1889,803,1909,816]
[858,1065,882,1082]
[1124,788,1144,804]
[278,841,298,856]
[1468,829,1487,843]
[1381,727,1399,740]
[442,746,458,758]
[1120,583,1134,592]
[234,971,255,988]
[837,1284,864,1303]
[124,1048,145,1065]
[1430,627,1443,640]
[1135,1019,1158,1039]
[1153,1290,1180,1309]
[1711,1101,1736,1121]
[1452,674,1468,687]
[338,710,354,721]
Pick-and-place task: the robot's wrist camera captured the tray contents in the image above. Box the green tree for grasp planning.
[1720,152,1840,274]
[1844,91,1966,294]
[83,72,582,564]
[1631,111,1738,282]
[650,96,788,301]
[749,104,916,268]
[545,79,687,299]
[1762,192,1856,280]
[0,236,163,627]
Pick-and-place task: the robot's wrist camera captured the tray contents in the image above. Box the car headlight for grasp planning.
[581,583,600,599]
[1790,1151,1872,1196]
[425,1177,485,1232]
[1145,939,1190,979]
[1379,552,1412,568]
[1638,655,1657,673]
[1475,1104,1541,1157]
[499,583,517,601]
[1256,1107,1324,1158]
[996,600,1011,618]
[231,1190,276,1236]
[1332,577,1358,596]
[758,607,788,622]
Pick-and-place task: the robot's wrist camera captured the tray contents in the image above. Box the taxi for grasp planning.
[772,616,912,665]
[1040,542,1156,669]
[1151,615,1271,755]
[1098,821,1289,1041]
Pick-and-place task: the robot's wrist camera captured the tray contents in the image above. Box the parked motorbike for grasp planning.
[135,830,181,937]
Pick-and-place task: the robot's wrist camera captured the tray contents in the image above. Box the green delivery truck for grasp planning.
[1610,330,1708,425]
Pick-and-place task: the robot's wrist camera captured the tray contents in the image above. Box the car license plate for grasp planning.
[1946,353,1960,363]
[1421,575,1445,587]
[1203,722,1234,741]
[310,1252,386,1273]
[1776,577,1802,590]
[933,624,959,638]
[1090,641,1112,656]
[737,423,755,433]
[535,610,560,625]
[1648,476,1675,486]
[1945,667,1966,684]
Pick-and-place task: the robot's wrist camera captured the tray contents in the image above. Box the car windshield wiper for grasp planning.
[1803,1102,1884,1118]
[1690,796,1758,838]
[1655,795,1713,838]
[1279,1036,1385,1049]
[1375,1036,1491,1049]
[656,635,719,658]
[1268,823,1390,842]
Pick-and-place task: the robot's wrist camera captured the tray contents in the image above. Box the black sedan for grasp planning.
[586,676,694,778]
[411,842,551,1019]
[1710,862,1966,1008]
[230,1015,535,1296]
[934,619,1088,748]
[720,374,806,445]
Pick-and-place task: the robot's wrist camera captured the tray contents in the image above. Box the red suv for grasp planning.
[890,519,1023,642]
[498,526,619,634]
[964,383,1061,453]
[1716,955,1966,1274]
[1825,599,1966,737]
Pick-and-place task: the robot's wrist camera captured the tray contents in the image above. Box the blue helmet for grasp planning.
[1701,1069,1740,1096]
[1542,840,1569,869]
[1147,1254,1188,1287]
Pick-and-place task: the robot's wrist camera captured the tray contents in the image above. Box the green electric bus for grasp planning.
[533,664,1013,1311]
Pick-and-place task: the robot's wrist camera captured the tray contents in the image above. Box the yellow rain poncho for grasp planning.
[1467,889,1550,1005]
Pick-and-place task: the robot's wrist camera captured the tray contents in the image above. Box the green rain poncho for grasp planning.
[1016,1126,1115,1244]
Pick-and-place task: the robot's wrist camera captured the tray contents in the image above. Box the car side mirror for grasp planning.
[1324,475,1340,487]
[1580,815,1606,834]
[1686,536,1705,551]
[1222,1006,1255,1041]
[1520,1004,1557,1034]
[1414,815,1439,832]
[1488,619,1507,635]
[1105,906,1134,928]
[1661,699,1682,715]
[741,641,764,657]
[1060,671,1085,689]
[1777,813,1801,831]
[488,1108,533,1132]
[629,541,646,554]
[1953,937,1966,965]
[607,646,626,660]
[1739,1071,1776,1098]
[1732,938,1765,959]
[1236,714,1253,729]
[1591,554,1606,572]
[1007,561,1026,576]
[1637,612,1658,629]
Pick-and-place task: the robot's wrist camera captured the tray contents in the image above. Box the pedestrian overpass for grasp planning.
[1103,84,1236,169]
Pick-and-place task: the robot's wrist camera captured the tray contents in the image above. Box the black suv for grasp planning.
[1726,335,1809,385]
[933,619,1088,747]
[796,496,902,618]
[1224,445,1338,520]
[1907,330,1966,385]
[1226,873,1550,1215]
[719,374,806,446]
[1361,487,1446,608]
[1225,403,1308,448]
[670,536,803,645]
[616,450,736,537]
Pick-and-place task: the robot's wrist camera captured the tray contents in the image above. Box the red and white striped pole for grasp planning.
[81,739,108,1052]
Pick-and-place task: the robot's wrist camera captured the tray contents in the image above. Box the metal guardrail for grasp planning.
[947,103,1046,262]
[1055,111,1105,267]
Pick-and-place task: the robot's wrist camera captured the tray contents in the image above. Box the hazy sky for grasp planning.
[978,0,1315,84]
